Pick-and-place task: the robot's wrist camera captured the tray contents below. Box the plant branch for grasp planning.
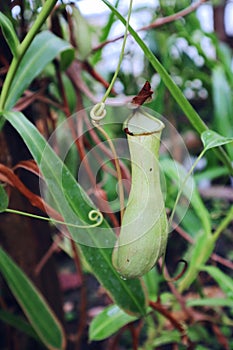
[140,0,207,31]
[93,0,206,53]
[149,300,186,336]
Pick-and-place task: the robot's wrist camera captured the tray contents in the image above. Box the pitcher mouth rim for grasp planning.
[124,107,165,136]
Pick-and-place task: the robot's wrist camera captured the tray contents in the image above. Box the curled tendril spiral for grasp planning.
[90,102,106,124]
[4,208,104,230]
[50,209,103,229]
[87,210,103,227]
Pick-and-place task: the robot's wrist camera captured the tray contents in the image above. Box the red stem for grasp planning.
[149,300,186,335]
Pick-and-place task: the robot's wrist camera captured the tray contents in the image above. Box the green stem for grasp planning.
[212,205,233,241]
[0,0,57,110]
[101,0,133,103]
[169,149,206,228]
[5,208,103,228]
[101,0,233,175]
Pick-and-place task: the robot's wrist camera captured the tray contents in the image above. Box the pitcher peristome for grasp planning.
[112,108,168,279]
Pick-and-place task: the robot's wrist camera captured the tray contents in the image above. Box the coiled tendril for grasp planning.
[90,102,106,125]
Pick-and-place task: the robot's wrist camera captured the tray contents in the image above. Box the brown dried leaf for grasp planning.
[131,81,153,106]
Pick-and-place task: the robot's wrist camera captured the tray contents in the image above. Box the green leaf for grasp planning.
[153,330,181,347]
[161,158,211,235]
[143,267,160,300]
[179,208,204,238]
[0,184,9,212]
[72,8,92,60]
[0,247,66,349]
[201,265,233,297]
[187,297,233,308]
[5,31,72,110]
[89,304,137,341]
[212,66,233,158]
[0,310,40,342]
[217,42,233,73]
[60,48,75,71]
[0,12,19,57]
[178,234,215,292]
[3,110,147,316]
[187,324,209,343]
[201,130,233,151]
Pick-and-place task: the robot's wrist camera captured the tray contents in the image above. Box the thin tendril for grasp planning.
[93,123,125,223]
[89,1,133,223]
[162,259,188,282]
[101,0,133,103]
[5,208,103,229]
[169,149,206,227]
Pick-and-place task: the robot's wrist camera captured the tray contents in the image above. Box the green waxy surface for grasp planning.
[112,110,168,278]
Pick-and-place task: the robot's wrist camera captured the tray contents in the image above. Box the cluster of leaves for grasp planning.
[0,0,232,349]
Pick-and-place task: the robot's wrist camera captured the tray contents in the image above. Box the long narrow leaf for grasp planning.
[212,66,233,158]
[0,12,19,57]
[0,248,66,349]
[201,265,233,297]
[3,110,147,316]
[4,31,73,110]
[187,298,233,308]
[0,310,40,342]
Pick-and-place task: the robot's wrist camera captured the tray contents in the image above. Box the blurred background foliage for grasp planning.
[0,0,233,349]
